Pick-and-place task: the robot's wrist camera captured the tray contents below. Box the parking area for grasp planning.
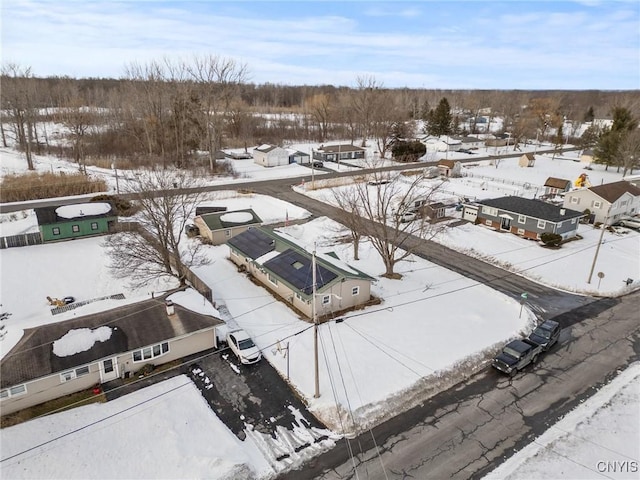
[186,346,327,441]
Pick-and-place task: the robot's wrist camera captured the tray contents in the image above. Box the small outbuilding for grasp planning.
[194,208,262,245]
[543,177,572,196]
[253,144,290,167]
[518,153,536,168]
[35,203,117,243]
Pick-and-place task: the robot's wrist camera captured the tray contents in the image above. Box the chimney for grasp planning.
[560,208,566,216]
[165,300,175,316]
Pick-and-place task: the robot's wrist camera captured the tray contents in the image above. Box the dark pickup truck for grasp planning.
[492,320,561,376]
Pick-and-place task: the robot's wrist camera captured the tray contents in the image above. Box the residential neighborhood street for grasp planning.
[252,185,597,320]
[280,290,639,480]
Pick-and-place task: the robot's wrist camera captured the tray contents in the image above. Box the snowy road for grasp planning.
[279,289,639,479]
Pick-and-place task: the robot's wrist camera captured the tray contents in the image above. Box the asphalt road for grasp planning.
[252,185,595,322]
[279,290,639,480]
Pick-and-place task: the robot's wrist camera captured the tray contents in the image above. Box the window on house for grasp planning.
[593,201,602,209]
[571,218,577,224]
[570,197,579,204]
[225,229,231,237]
[90,222,99,230]
[518,215,526,224]
[52,227,61,235]
[517,228,525,235]
[352,286,359,296]
[537,220,546,229]
[72,225,80,233]
[268,273,278,285]
[482,206,498,216]
[322,295,331,305]
[0,385,27,399]
[620,200,627,206]
[132,342,169,362]
[485,219,492,226]
[60,365,91,382]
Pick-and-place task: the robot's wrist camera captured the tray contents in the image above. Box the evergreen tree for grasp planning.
[425,97,452,136]
[594,107,637,171]
[583,106,595,123]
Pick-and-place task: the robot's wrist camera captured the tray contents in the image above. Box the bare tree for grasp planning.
[306,93,332,142]
[619,129,640,177]
[1,64,37,169]
[55,82,96,173]
[186,55,248,171]
[104,169,210,288]
[332,166,445,278]
[352,75,383,147]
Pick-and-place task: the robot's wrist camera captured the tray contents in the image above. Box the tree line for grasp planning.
[2,58,639,174]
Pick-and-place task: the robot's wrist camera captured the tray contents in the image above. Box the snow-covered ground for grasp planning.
[0,376,275,479]
[486,363,640,480]
[1,140,638,477]
[303,153,640,297]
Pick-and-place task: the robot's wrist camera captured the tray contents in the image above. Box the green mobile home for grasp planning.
[35,202,117,242]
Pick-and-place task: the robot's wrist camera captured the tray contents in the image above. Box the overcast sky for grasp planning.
[2,0,639,89]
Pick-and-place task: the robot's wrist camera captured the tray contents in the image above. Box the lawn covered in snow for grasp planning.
[0,376,273,479]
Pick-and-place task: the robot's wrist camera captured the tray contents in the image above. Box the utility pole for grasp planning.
[312,247,320,398]
[587,207,611,284]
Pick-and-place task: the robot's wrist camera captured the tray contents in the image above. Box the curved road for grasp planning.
[252,183,595,321]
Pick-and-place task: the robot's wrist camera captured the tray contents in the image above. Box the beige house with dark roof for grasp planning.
[194,208,262,245]
[0,293,223,415]
[544,177,572,196]
[562,181,640,224]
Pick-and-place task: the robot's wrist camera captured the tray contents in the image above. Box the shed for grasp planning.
[194,208,262,245]
[518,153,536,167]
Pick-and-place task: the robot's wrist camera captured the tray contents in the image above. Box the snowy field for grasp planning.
[486,363,640,480]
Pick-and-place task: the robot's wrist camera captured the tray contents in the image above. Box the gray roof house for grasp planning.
[0,294,223,415]
[227,227,374,319]
[194,208,262,245]
[463,196,584,240]
[562,181,640,224]
[312,144,366,163]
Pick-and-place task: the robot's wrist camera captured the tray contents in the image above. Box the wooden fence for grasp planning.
[0,232,42,249]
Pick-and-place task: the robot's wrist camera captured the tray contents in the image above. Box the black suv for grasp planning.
[527,320,561,351]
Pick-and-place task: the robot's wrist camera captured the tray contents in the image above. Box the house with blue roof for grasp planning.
[227,227,374,319]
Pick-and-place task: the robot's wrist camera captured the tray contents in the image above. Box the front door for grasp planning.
[500,217,512,231]
[99,358,119,383]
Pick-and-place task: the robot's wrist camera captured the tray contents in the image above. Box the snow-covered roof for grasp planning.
[53,326,112,357]
[220,211,254,224]
[55,202,111,219]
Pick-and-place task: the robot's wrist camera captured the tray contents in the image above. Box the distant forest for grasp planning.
[2,58,639,173]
